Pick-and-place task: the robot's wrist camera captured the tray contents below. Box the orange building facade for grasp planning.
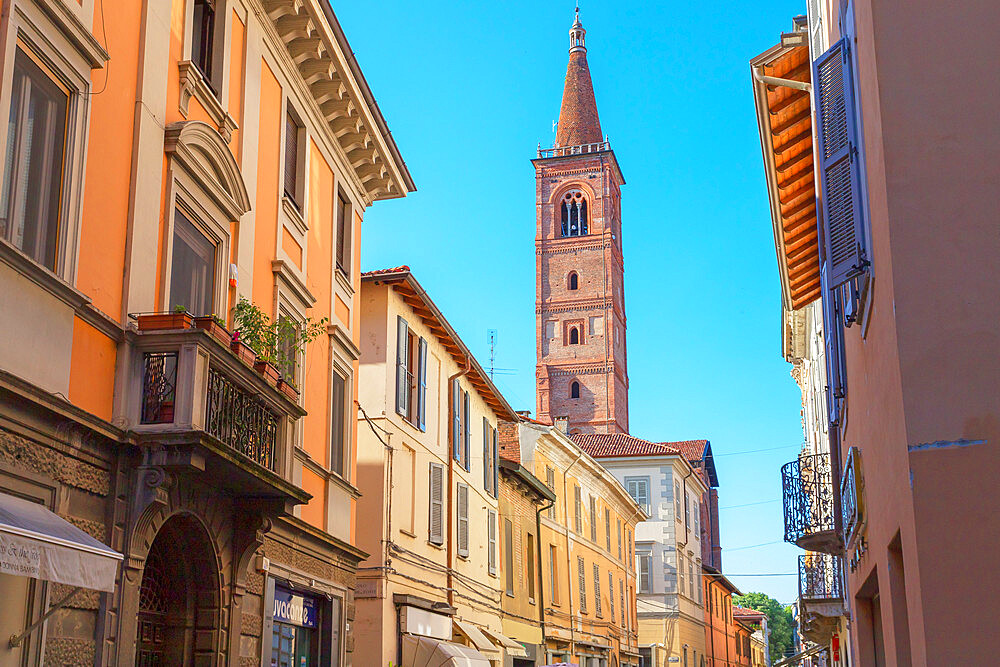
[0,0,410,664]
[702,569,740,667]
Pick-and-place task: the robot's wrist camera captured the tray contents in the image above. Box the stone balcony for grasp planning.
[122,324,309,509]
[798,553,846,645]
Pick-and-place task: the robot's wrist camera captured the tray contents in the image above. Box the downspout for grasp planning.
[751,67,812,93]
[446,356,471,608]
[562,449,585,657]
[536,497,555,645]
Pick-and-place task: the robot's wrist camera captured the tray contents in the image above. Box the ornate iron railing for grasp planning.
[537,141,610,158]
[205,366,278,471]
[799,553,843,601]
[782,452,836,545]
[141,353,178,424]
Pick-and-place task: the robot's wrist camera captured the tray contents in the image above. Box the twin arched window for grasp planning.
[561,190,588,237]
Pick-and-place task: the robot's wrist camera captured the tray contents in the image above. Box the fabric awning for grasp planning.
[480,627,529,658]
[0,492,122,592]
[453,618,500,655]
[402,634,492,667]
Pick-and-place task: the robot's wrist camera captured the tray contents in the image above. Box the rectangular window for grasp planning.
[693,499,700,535]
[395,317,410,417]
[605,508,612,552]
[626,478,649,514]
[488,510,497,576]
[330,372,347,476]
[526,533,536,602]
[685,493,691,526]
[462,391,471,471]
[1,47,68,271]
[451,379,461,462]
[674,481,681,519]
[549,545,558,604]
[638,551,651,593]
[457,483,469,558]
[283,111,301,208]
[688,558,695,598]
[678,552,686,595]
[428,463,444,545]
[589,496,597,542]
[504,518,514,596]
[574,485,582,534]
[191,0,217,86]
[593,564,602,616]
[335,191,351,274]
[545,466,556,519]
[416,337,427,430]
[169,209,215,315]
[577,556,587,613]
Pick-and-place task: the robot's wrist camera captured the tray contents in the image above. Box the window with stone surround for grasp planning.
[560,189,589,237]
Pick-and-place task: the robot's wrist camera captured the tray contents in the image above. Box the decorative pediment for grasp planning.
[164,121,252,221]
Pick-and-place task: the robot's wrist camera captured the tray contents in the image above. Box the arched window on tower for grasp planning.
[560,190,589,237]
[570,381,580,399]
[569,327,580,345]
[568,272,579,290]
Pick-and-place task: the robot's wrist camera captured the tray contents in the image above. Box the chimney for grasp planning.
[516,410,532,419]
[554,416,569,434]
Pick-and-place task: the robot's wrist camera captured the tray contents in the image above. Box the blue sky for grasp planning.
[336,0,807,603]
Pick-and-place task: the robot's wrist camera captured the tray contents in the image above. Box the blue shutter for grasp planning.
[395,317,408,416]
[417,337,427,431]
[820,265,846,427]
[452,379,461,462]
[814,37,867,288]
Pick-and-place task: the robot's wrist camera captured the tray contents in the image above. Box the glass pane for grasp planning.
[169,209,215,315]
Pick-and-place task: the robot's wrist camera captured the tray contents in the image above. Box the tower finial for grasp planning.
[569,2,586,52]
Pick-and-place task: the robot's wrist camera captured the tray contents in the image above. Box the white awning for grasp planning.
[480,626,529,658]
[453,618,500,654]
[402,634,492,667]
[0,492,122,592]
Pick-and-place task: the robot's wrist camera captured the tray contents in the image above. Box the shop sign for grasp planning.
[273,587,318,628]
[0,534,41,578]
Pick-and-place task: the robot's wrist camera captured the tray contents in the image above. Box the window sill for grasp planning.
[282,195,309,235]
[399,528,416,538]
[426,540,445,550]
[294,447,361,499]
[178,61,237,143]
[334,266,355,298]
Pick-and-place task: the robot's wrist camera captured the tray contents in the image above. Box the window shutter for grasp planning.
[395,317,409,416]
[462,391,471,471]
[284,114,299,205]
[589,496,597,542]
[593,563,602,616]
[620,580,625,627]
[417,337,427,431]
[815,37,867,288]
[617,520,622,559]
[574,486,582,534]
[428,463,444,545]
[451,379,461,462]
[605,508,611,551]
[609,571,615,620]
[545,467,556,519]
[577,557,587,613]
[457,483,469,557]
[483,416,491,492]
[821,266,847,426]
[504,518,514,594]
[492,427,499,499]
[488,510,497,576]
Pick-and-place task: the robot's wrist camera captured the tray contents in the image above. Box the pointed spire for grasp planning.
[555,5,603,148]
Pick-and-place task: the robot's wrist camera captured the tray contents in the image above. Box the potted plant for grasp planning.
[229,330,257,366]
[253,358,282,386]
[193,314,232,346]
[277,376,299,401]
[137,305,194,331]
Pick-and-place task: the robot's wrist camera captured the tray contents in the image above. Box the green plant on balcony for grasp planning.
[232,297,327,384]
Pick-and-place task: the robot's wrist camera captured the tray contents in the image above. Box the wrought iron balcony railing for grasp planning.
[128,326,306,491]
[782,452,842,553]
[537,141,611,159]
[799,553,843,602]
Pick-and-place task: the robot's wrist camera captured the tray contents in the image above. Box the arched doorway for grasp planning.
[137,514,221,666]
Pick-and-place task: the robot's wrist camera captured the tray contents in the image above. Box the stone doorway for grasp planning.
[137,514,222,666]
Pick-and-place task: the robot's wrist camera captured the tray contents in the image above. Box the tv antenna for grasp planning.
[488,329,498,380]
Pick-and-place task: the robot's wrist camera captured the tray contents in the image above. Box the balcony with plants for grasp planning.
[781,452,842,554]
[798,552,846,644]
[126,299,325,503]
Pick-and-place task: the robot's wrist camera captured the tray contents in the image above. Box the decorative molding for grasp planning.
[177,61,240,143]
[327,323,360,362]
[271,259,317,309]
[164,121,252,221]
[33,0,109,68]
[281,196,309,235]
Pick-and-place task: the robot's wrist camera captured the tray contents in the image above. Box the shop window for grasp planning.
[270,585,342,667]
[169,209,216,315]
[1,46,68,271]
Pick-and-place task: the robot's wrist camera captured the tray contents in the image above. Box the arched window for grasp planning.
[570,381,580,398]
[568,272,579,290]
[569,327,580,345]
[560,190,589,237]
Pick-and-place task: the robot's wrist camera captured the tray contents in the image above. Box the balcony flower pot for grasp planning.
[253,360,281,386]
[137,312,193,331]
[277,378,299,401]
[230,339,257,366]
[193,316,232,347]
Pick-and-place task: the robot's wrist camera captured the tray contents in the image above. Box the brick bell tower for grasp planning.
[534,7,628,435]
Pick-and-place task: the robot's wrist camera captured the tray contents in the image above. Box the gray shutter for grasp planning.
[609,571,615,620]
[483,416,491,493]
[605,508,611,551]
[617,520,622,559]
[395,317,408,416]
[620,579,625,627]
[428,463,444,545]
[488,510,497,576]
[457,483,469,557]
[504,518,514,595]
[821,266,846,426]
[574,486,582,534]
[462,391,471,471]
[284,114,298,205]
[417,337,427,430]
[815,37,867,288]
[546,467,556,519]
[589,496,597,542]
[492,427,499,499]
[593,563,602,616]
[452,379,461,462]
[577,557,586,612]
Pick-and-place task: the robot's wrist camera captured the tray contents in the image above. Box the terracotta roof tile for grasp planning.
[572,433,681,458]
[361,266,410,277]
[733,606,766,619]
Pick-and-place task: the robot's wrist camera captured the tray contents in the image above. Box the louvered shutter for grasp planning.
[608,571,615,620]
[284,114,299,205]
[483,417,491,492]
[491,428,499,498]
[504,518,514,594]
[417,337,427,431]
[815,37,867,288]
[593,564,602,616]
[545,467,556,519]
[577,557,587,612]
[617,520,622,559]
[428,463,444,545]
[457,483,469,557]
[488,510,497,575]
[620,580,625,627]
[574,486,582,533]
[462,392,471,471]
[395,317,408,416]
[821,266,846,426]
[589,496,597,542]
[451,379,461,462]
[605,509,612,551]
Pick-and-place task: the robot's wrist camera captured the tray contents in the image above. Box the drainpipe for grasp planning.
[752,67,812,93]
[536,497,555,645]
[562,449,585,656]
[446,356,471,608]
